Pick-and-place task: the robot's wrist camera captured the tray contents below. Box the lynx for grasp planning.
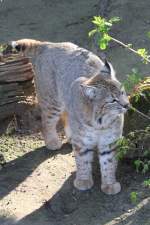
[5,39,129,195]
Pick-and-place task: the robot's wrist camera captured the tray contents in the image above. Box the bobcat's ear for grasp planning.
[80,84,97,100]
[100,59,116,79]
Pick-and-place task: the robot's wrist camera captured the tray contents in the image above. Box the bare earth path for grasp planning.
[0,0,150,224]
[0,134,149,225]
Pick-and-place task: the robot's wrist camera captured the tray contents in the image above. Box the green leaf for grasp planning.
[99,41,107,50]
[109,17,121,23]
[137,48,147,56]
[88,29,97,37]
[103,33,112,41]
[127,43,133,48]
[105,22,112,27]
[144,179,150,187]
[134,159,143,172]
[130,192,138,204]
[142,164,149,174]
[143,150,150,157]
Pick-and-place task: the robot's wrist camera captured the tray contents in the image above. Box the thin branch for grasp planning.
[129,105,150,120]
[111,37,150,63]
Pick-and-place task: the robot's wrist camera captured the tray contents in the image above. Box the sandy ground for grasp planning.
[0,0,150,225]
[0,134,150,225]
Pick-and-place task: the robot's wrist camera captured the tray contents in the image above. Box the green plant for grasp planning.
[0,45,4,53]
[123,68,142,94]
[89,16,150,63]
[134,159,150,174]
[116,137,130,160]
[143,179,150,187]
[130,191,138,204]
[89,16,150,115]
[116,125,150,174]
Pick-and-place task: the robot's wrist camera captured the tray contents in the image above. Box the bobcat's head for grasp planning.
[80,60,130,129]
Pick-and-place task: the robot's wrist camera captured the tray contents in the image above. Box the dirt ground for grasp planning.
[0,134,150,225]
[0,0,150,225]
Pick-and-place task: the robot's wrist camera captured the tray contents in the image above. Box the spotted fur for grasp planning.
[7,39,129,195]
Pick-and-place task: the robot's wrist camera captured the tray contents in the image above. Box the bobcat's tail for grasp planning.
[3,39,46,56]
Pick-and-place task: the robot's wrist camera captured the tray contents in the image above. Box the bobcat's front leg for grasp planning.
[73,144,94,191]
[98,144,121,195]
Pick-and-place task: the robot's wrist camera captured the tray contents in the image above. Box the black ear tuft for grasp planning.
[104,59,111,74]
[100,59,116,79]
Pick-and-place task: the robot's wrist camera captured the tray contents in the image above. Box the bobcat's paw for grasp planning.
[101,182,121,195]
[73,178,94,191]
[46,138,62,150]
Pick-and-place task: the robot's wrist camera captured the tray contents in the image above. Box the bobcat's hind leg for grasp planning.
[61,111,72,142]
[41,105,62,150]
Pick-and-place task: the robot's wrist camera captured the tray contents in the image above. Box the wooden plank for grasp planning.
[0,89,23,99]
[0,96,25,106]
[0,62,32,72]
[1,56,30,65]
[0,58,30,67]
[0,64,33,76]
[0,55,35,121]
[0,83,19,92]
[0,71,34,82]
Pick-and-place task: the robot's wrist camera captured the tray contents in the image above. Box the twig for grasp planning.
[111,37,150,63]
[129,105,150,120]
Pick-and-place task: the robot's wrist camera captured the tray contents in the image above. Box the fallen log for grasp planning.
[0,54,35,122]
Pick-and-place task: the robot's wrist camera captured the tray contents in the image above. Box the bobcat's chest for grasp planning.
[81,126,99,148]
[81,115,123,148]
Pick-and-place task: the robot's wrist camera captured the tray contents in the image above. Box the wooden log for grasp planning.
[0,102,18,120]
[0,83,19,92]
[0,57,30,68]
[0,71,34,82]
[0,62,32,72]
[0,55,35,122]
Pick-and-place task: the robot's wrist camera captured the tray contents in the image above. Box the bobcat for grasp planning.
[5,39,129,195]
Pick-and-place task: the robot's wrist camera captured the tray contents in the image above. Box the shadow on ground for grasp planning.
[16,165,150,225]
[0,143,72,200]
[0,145,149,225]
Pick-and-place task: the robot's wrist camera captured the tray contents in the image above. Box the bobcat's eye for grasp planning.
[110,98,118,103]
